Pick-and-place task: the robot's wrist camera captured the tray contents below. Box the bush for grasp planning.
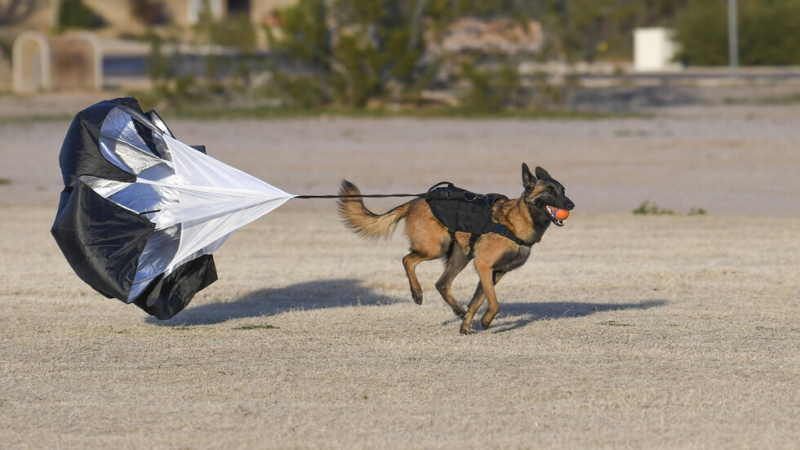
[675,0,800,66]
[58,0,104,30]
[633,200,674,215]
[537,0,686,62]
[270,0,429,108]
[266,73,331,108]
[269,0,575,111]
[460,62,523,112]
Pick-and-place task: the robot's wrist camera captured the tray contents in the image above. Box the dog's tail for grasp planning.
[337,180,412,240]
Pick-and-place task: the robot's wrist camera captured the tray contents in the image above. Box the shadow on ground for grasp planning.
[147,278,402,326]
[474,300,667,334]
[148,277,666,331]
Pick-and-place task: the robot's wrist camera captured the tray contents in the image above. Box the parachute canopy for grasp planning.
[52,98,294,319]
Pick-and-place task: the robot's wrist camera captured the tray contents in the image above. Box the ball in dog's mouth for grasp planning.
[545,205,569,226]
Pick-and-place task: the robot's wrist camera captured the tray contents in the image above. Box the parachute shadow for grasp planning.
[453,299,667,334]
[146,278,402,326]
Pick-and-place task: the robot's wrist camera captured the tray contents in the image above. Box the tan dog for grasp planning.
[337,164,574,334]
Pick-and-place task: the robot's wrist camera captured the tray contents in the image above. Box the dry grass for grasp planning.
[1,206,798,449]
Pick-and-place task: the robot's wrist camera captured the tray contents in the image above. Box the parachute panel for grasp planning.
[53,97,296,319]
[52,180,155,300]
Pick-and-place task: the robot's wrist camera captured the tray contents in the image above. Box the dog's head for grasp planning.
[521,163,575,227]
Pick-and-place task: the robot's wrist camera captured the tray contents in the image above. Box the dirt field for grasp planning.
[1,100,799,448]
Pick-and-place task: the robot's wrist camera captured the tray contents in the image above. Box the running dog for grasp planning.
[337,164,574,334]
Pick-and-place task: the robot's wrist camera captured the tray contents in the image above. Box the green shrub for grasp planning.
[633,200,674,215]
[460,62,524,112]
[688,208,707,216]
[58,0,104,30]
[208,16,257,50]
[675,0,800,66]
[270,0,428,108]
[265,72,331,108]
[271,0,329,65]
[633,201,709,216]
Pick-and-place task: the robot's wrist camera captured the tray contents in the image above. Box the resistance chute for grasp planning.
[52,98,294,319]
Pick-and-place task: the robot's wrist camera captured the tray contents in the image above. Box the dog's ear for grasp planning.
[522,163,537,189]
[534,166,552,180]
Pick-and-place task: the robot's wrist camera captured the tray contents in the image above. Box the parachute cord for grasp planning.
[294,193,426,199]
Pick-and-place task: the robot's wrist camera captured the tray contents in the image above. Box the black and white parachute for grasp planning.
[52,98,294,319]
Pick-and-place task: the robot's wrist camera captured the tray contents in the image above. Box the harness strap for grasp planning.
[453,225,531,260]
[491,223,532,247]
[467,234,480,259]
[447,231,457,257]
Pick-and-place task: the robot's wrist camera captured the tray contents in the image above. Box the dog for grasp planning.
[337,164,574,334]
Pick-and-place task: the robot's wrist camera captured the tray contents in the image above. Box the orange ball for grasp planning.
[552,207,569,221]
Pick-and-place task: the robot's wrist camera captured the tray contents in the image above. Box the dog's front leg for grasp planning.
[472,264,504,329]
[460,282,486,335]
[460,267,505,334]
[480,270,505,329]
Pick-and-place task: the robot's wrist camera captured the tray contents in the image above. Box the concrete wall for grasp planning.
[12,31,102,93]
[49,32,102,90]
[12,32,50,93]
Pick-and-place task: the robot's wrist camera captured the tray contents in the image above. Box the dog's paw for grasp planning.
[481,312,497,329]
[452,306,466,319]
[411,290,423,305]
[459,322,473,335]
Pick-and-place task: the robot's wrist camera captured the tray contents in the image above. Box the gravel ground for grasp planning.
[1,99,799,216]
[1,207,798,449]
[0,97,799,449]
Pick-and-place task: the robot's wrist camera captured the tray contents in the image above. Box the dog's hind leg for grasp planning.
[459,270,506,334]
[435,245,470,318]
[403,250,437,305]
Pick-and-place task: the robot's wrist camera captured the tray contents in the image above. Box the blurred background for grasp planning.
[2,0,800,115]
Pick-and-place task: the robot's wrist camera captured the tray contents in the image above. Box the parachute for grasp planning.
[52,98,294,319]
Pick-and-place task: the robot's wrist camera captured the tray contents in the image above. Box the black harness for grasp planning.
[425,182,531,258]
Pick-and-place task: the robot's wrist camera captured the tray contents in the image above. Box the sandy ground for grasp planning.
[1,100,799,448]
[1,98,800,216]
[1,207,799,449]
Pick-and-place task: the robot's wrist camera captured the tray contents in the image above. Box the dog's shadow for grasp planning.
[148,278,666,331]
[455,299,667,334]
[146,278,402,326]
